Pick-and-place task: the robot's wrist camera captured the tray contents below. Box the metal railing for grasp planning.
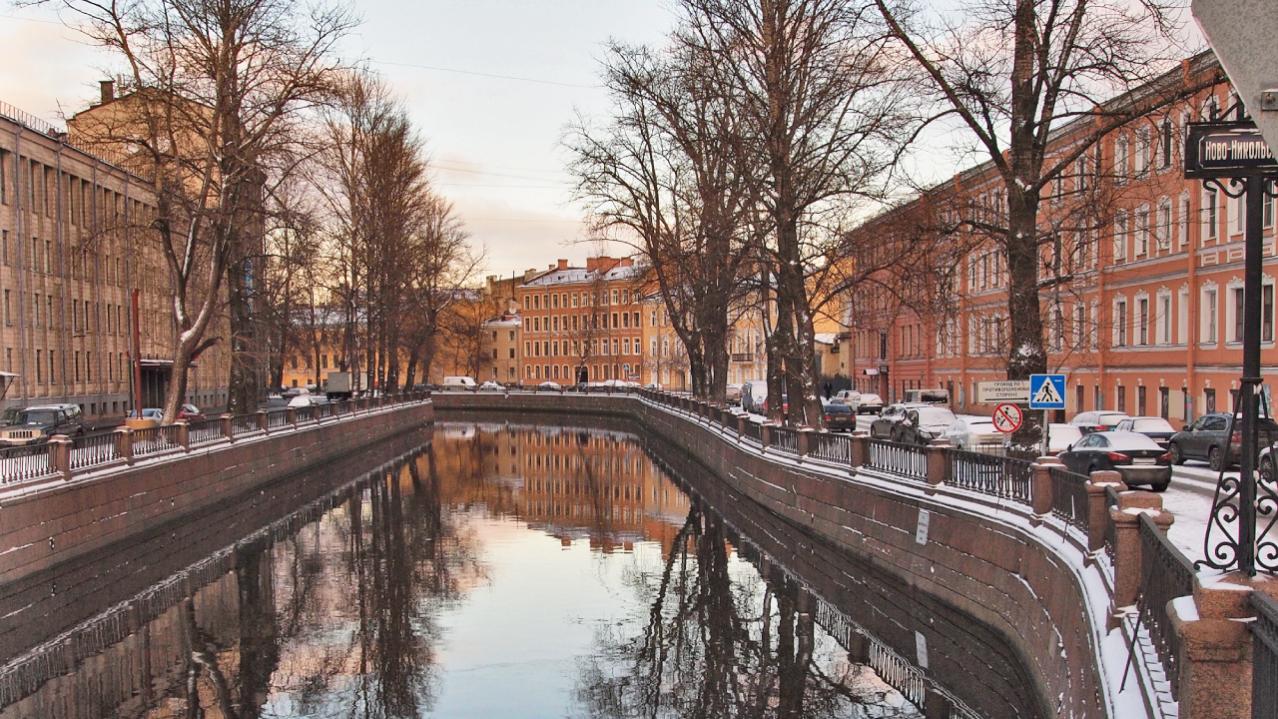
[70,431,118,470]
[741,420,762,445]
[0,444,54,484]
[187,419,222,446]
[267,409,291,430]
[1137,512,1196,701]
[769,426,800,455]
[1049,465,1091,531]
[809,432,852,464]
[1253,592,1278,719]
[946,449,1033,502]
[130,425,180,458]
[866,440,927,481]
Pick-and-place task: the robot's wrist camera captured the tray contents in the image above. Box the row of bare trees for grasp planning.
[47,0,479,421]
[572,0,1213,435]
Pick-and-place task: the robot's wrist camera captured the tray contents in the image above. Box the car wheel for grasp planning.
[1168,442,1184,466]
[1151,481,1170,493]
[1209,446,1225,472]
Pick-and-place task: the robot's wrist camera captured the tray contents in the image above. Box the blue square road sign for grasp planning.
[1029,374,1066,410]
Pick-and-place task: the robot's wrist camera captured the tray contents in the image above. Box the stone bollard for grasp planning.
[797,429,814,460]
[220,413,234,442]
[48,434,72,480]
[925,439,952,492]
[1171,575,1272,719]
[1109,490,1172,613]
[1086,470,1126,554]
[256,410,269,434]
[1030,456,1063,524]
[850,431,870,469]
[114,427,134,466]
[174,420,190,452]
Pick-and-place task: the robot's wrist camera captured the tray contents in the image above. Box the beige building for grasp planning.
[0,101,229,419]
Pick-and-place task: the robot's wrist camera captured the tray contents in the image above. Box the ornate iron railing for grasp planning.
[809,432,851,464]
[769,426,800,455]
[0,444,54,484]
[1253,592,1278,719]
[867,440,927,481]
[70,431,119,470]
[946,449,1033,502]
[741,420,762,445]
[187,419,223,446]
[1137,512,1196,701]
[1050,465,1091,532]
[130,425,180,458]
[267,409,291,430]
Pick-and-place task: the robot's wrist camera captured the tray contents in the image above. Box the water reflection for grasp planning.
[1,424,927,718]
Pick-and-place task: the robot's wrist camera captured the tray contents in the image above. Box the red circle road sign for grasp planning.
[992,403,1024,434]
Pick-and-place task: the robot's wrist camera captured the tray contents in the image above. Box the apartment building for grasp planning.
[515,256,647,385]
[0,101,229,419]
[844,52,1267,423]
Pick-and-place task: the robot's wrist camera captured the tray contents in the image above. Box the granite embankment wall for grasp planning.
[0,400,434,590]
[434,392,1107,719]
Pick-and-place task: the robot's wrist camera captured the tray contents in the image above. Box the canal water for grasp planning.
[0,421,1036,718]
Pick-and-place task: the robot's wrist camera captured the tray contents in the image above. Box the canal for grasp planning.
[0,420,1041,718]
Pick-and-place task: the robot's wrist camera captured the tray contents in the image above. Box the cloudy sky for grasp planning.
[0,1,676,278]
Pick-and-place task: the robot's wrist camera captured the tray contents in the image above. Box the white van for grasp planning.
[442,376,477,389]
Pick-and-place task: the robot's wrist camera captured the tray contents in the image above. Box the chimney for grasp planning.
[557,258,568,270]
[99,80,114,105]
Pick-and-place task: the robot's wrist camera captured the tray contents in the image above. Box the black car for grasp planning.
[1114,416,1177,448]
[820,399,855,432]
[1058,431,1172,491]
[1168,412,1278,470]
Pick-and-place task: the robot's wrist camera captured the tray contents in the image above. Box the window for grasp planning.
[1114,298,1128,347]
[1114,211,1128,260]
[1204,188,1218,240]
[1266,283,1275,343]
[1232,286,1245,342]
[1157,199,1172,251]
[1135,128,1150,177]
[1267,193,1275,230]
[1074,303,1087,348]
[1179,194,1191,249]
[1136,206,1150,256]
[1117,385,1127,413]
[1161,116,1173,169]
[1202,286,1218,343]
[1178,287,1189,344]
[1115,135,1129,183]
[1137,296,1149,345]
[1158,292,1172,345]
[1076,156,1089,193]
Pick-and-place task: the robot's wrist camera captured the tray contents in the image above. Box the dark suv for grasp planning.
[0,404,86,446]
[1168,412,1278,470]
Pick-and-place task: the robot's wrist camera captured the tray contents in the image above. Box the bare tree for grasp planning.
[52,0,352,422]
[872,0,1219,440]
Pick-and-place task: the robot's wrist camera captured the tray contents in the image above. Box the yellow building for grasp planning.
[0,99,229,419]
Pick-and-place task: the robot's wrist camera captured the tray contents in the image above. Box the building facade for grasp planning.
[0,101,229,419]
[843,52,1267,423]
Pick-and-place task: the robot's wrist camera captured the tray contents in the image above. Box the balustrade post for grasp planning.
[1171,579,1273,719]
[221,413,234,442]
[1030,456,1063,524]
[114,427,134,466]
[736,415,748,441]
[48,434,72,480]
[256,410,268,434]
[760,423,774,450]
[1109,491,1172,614]
[797,429,814,460]
[1086,470,1126,554]
[925,439,951,491]
[850,431,869,469]
[174,420,190,452]
[286,407,298,427]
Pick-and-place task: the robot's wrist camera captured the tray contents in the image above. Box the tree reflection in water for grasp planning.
[576,506,916,719]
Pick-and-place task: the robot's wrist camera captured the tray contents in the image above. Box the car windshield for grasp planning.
[1099,413,1128,425]
[917,408,956,425]
[18,410,57,425]
[1106,432,1163,451]
[1,408,19,426]
[1132,418,1174,432]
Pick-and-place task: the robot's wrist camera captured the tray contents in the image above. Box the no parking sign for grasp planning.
[992,403,1023,434]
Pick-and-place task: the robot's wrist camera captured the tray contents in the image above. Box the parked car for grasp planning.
[741,380,768,414]
[129,408,165,420]
[725,383,743,405]
[869,403,928,440]
[895,405,958,446]
[944,415,1005,451]
[820,399,855,432]
[1047,423,1083,455]
[442,376,477,390]
[831,389,860,406]
[288,394,331,409]
[903,388,950,405]
[1069,410,1131,434]
[1115,416,1177,448]
[850,393,884,415]
[178,404,206,423]
[479,380,504,391]
[0,404,87,445]
[1167,412,1278,470]
[537,380,563,392]
[1057,431,1172,491]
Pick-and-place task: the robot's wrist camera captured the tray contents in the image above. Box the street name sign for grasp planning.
[1029,374,1067,410]
[977,380,1030,404]
[1184,121,1278,179]
[1192,0,1278,163]
[992,403,1024,434]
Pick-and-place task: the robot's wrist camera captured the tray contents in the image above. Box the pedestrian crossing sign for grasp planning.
[1029,374,1066,410]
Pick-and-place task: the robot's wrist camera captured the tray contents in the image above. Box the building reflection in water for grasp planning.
[0,424,924,719]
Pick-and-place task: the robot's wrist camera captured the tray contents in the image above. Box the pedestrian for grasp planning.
[824,382,832,400]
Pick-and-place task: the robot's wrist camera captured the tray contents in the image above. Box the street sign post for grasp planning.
[992,403,1023,435]
[1192,0,1278,161]
[977,380,1030,404]
[1184,121,1278,179]
[1028,374,1066,410]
